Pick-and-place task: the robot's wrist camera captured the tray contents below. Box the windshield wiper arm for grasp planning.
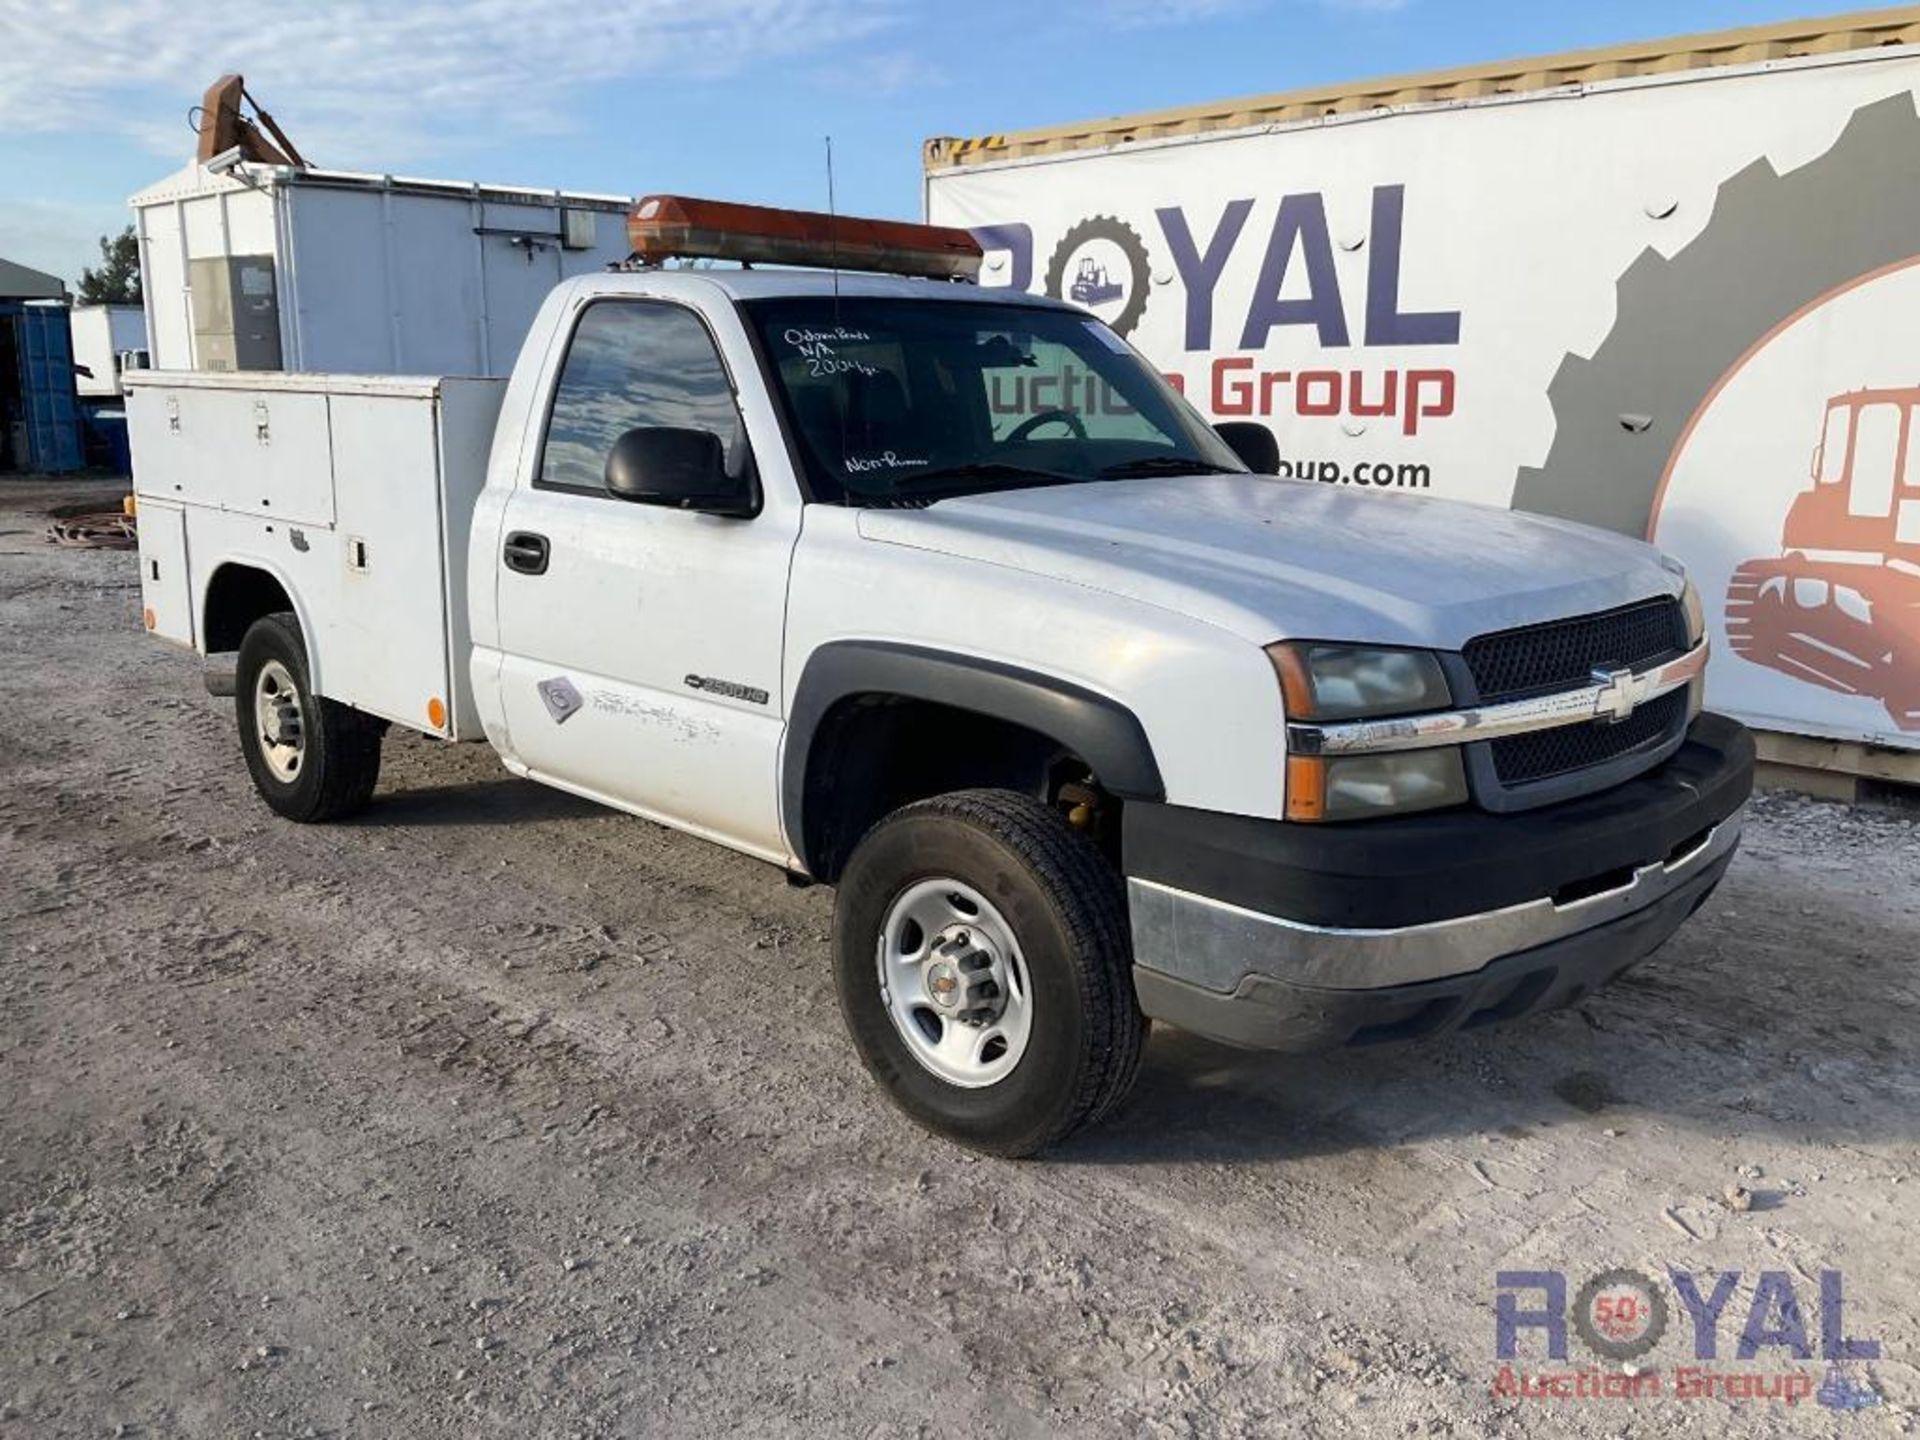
[1097,455,1229,479]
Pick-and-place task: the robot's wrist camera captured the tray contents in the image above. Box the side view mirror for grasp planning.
[1213,420,1278,475]
[605,426,756,516]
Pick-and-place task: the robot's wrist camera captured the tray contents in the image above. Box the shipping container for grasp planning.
[924,7,1920,777]
[130,164,633,378]
[0,300,84,474]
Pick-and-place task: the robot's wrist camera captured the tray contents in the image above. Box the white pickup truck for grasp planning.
[128,197,1753,1155]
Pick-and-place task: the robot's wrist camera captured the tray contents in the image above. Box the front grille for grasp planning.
[1464,596,1691,798]
[1464,597,1687,703]
[1490,689,1687,786]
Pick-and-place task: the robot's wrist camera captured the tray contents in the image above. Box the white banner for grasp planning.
[928,53,1920,748]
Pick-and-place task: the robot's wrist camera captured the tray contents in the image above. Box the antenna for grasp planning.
[824,135,847,465]
[825,135,841,316]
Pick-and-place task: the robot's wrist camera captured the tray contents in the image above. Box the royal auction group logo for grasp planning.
[1494,1268,1883,1412]
[1570,1268,1669,1361]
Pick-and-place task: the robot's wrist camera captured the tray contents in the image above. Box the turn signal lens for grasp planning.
[1286,749,1468,822]
[1285,755,1326,821]
[1266,641,1451,720]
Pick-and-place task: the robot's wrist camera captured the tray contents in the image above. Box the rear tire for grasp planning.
[235,612,383,822]
[833,788,1144,1157]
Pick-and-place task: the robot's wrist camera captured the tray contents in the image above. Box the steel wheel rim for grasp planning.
[876,878,1032,1089]
[254,658,306,784]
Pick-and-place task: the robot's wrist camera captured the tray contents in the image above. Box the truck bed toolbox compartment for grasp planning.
[126,372,505,739]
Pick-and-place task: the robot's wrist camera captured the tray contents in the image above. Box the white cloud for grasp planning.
[861,49,949,94]
[0,0,904,166]
[1097,0,1410,22]
[1095,0,1259,27]
[0,199,134,288]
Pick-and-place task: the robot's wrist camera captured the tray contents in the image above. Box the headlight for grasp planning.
[1288,749,1469,822]
[1268,641,1463,820]
[1266,641,1451,720]
[1681,577,1706,646]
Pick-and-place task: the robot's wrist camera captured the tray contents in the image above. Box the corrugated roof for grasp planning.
[0,257,68,300]
[924,6,1920,169]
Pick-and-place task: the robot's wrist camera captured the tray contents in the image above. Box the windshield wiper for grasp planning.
[1097,455,1230,480]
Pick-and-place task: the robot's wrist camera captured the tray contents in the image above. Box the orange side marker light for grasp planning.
[1285,755,1327,822]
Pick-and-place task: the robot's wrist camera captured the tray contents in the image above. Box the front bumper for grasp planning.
[1123,713,1754,1050]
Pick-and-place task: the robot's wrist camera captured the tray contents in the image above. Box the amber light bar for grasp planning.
[627,194,982,281]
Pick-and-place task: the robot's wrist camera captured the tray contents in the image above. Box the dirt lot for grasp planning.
[1,476,1916,1438]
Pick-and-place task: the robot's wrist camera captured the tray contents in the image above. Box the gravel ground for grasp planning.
[2,476,1916,1439]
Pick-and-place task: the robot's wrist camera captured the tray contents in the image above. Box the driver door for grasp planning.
[491,297,799,861]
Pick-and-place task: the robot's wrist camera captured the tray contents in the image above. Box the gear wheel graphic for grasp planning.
[1512,93,1920,537]
[1044,215,1152,338]
[1572,1268,1670,1362]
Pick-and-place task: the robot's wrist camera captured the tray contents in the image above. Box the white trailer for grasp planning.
[129,162,632,379]
[924,9,1920,784]
[69,304,148,398]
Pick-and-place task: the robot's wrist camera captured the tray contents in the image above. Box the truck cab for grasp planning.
[131,196,1753,1155]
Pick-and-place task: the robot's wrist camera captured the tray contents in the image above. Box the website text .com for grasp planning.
[1276,457,1434,488]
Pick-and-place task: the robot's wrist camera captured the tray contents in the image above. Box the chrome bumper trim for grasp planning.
[1127,805,1742,993]
[1287,641,1708,757]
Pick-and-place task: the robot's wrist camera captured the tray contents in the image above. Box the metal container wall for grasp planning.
[131,167,634,378]
[925,20,1920,757]
[2,301,84,474]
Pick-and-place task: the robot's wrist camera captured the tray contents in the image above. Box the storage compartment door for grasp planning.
[126,385,332,524]
[325,393,454,733]
[136,500,193,646]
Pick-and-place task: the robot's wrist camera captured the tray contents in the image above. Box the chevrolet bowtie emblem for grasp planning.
[1592,666,1652,724]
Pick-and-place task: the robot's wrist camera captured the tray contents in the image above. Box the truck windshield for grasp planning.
[742,296,1244,505]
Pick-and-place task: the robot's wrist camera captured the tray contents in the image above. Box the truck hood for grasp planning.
[855,475,1679,649]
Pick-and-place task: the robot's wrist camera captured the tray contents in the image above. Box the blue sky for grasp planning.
[0,0,1857,286]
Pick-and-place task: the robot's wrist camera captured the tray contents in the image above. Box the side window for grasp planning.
[1849,402,1899,519]
[539,302,749,495]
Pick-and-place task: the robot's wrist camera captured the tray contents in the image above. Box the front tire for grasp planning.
[833,789,1144,1157]
[235,612,383,822]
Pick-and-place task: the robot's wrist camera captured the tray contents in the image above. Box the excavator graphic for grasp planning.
[1724,386,1920,729]
[1068,255,1125,306]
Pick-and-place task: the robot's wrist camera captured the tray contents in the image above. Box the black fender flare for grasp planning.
[782,641,1165,874]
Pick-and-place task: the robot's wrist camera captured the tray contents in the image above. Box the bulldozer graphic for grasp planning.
[1724,386,1920,730]
[1068,255,1125,306]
